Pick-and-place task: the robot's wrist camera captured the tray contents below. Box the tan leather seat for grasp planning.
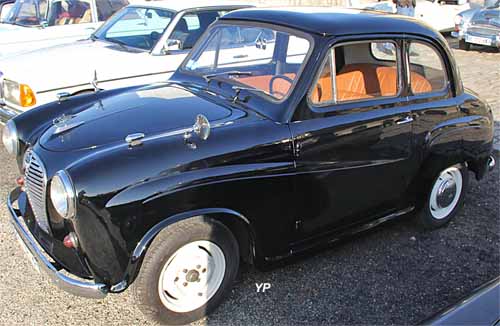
[238,73,296,99]
[311,63,432,103]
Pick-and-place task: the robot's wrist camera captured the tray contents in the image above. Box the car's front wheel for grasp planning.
[418,164,469,229]
[133,217,239,325]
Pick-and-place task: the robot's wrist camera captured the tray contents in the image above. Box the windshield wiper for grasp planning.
[105,37,129,50]
[231,86,273,103]
[203,71,253,83]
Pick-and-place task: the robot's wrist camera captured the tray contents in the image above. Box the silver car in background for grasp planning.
[453,0,500,50]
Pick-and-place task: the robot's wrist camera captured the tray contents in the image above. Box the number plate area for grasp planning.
[465,35,492,46]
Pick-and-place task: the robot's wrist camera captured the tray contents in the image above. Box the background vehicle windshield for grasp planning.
[93,6,174,51]
[484,0,499,8]
[3,0,47,26]
[183,23,311,101]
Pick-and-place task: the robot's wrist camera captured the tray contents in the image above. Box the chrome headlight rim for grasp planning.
[50,170,76,220]
[2,119,19,156]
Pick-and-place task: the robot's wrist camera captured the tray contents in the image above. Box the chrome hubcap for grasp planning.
[158,240,225,313]
[429,167,463,220]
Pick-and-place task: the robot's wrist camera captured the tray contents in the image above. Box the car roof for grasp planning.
[127,0,254,12]
[221,7,439,38]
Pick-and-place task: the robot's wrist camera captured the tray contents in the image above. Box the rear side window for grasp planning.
[310,41,400,105]
[96,0,128,21]
[170,10,224,50]
[408,42,447,94]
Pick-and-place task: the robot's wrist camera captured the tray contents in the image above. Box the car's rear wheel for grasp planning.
[459,40,470,51]
[418,163,469,229]
[133,217,239,325]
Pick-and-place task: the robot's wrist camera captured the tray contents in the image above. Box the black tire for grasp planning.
[459,40,470,51]
[133,217,239,325]
[417,163,469,230]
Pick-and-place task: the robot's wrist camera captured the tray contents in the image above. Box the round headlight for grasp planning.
[50,171,76,219]
[2,119,19,156]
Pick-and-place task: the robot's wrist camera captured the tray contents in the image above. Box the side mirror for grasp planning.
[162,39,182,55]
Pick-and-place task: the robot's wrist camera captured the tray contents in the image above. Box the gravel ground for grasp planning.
[0,39,498,326]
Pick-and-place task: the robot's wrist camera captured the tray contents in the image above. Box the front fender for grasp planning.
[119,209,254,290]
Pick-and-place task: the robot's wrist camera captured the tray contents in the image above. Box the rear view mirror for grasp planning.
[162,39,182,54]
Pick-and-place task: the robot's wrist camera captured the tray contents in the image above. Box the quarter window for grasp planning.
[96,0,128,21]
[408,42,447,94]
[170,11,225,50]
[311,41,400,105]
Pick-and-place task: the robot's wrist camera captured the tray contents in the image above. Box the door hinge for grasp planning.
[295,220,302,231]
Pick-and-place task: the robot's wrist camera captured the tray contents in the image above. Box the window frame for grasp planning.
[406,39,450,98]
[307,39,404,109]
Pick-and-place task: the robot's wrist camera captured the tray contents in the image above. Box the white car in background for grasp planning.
[0,0,252,122]
[359,0,471,32]
[0,0,129,58]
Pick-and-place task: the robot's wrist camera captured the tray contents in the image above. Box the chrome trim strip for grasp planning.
[8,188,108,299]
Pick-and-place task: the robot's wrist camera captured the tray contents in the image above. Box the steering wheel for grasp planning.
[269,75,294,98]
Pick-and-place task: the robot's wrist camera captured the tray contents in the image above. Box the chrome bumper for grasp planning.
[0,103,21,124]
[7,187,108,299]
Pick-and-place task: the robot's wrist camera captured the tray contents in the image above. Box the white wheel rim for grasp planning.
[158,240,226,313]
[429,167,463,220]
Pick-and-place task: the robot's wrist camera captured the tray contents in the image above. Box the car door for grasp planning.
[41,0,100,47]
[289,39,416,240]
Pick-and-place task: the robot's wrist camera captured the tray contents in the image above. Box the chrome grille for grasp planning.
[24,150,50,233]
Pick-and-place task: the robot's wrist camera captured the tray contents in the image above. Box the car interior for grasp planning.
[49,0,92,25]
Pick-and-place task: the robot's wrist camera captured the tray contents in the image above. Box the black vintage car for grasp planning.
[2,8,496,325]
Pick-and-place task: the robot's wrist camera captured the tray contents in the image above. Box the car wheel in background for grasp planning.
[459,40,471,51]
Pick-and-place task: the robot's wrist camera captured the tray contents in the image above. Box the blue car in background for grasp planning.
[453,0,500,50]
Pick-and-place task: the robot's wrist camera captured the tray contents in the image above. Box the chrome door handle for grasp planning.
[396,116,413,125]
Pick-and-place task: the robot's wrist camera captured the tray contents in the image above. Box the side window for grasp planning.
[96,0,128,22]
[47,0,93,25]
[0,3,14,21]
[408,42,447,94]
[311,41,400,105]
[171,10,222,50]
[286,36,310,64]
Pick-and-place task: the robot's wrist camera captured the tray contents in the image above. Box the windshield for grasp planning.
[93,6,175,51]
[484,0,499,8]
[3,0,47,26]
[182,23,312,101]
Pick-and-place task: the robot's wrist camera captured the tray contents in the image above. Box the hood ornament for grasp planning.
[53,114,84,135]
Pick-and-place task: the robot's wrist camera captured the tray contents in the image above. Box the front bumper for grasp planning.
[7,187,108,299]
[0,102,21,124]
